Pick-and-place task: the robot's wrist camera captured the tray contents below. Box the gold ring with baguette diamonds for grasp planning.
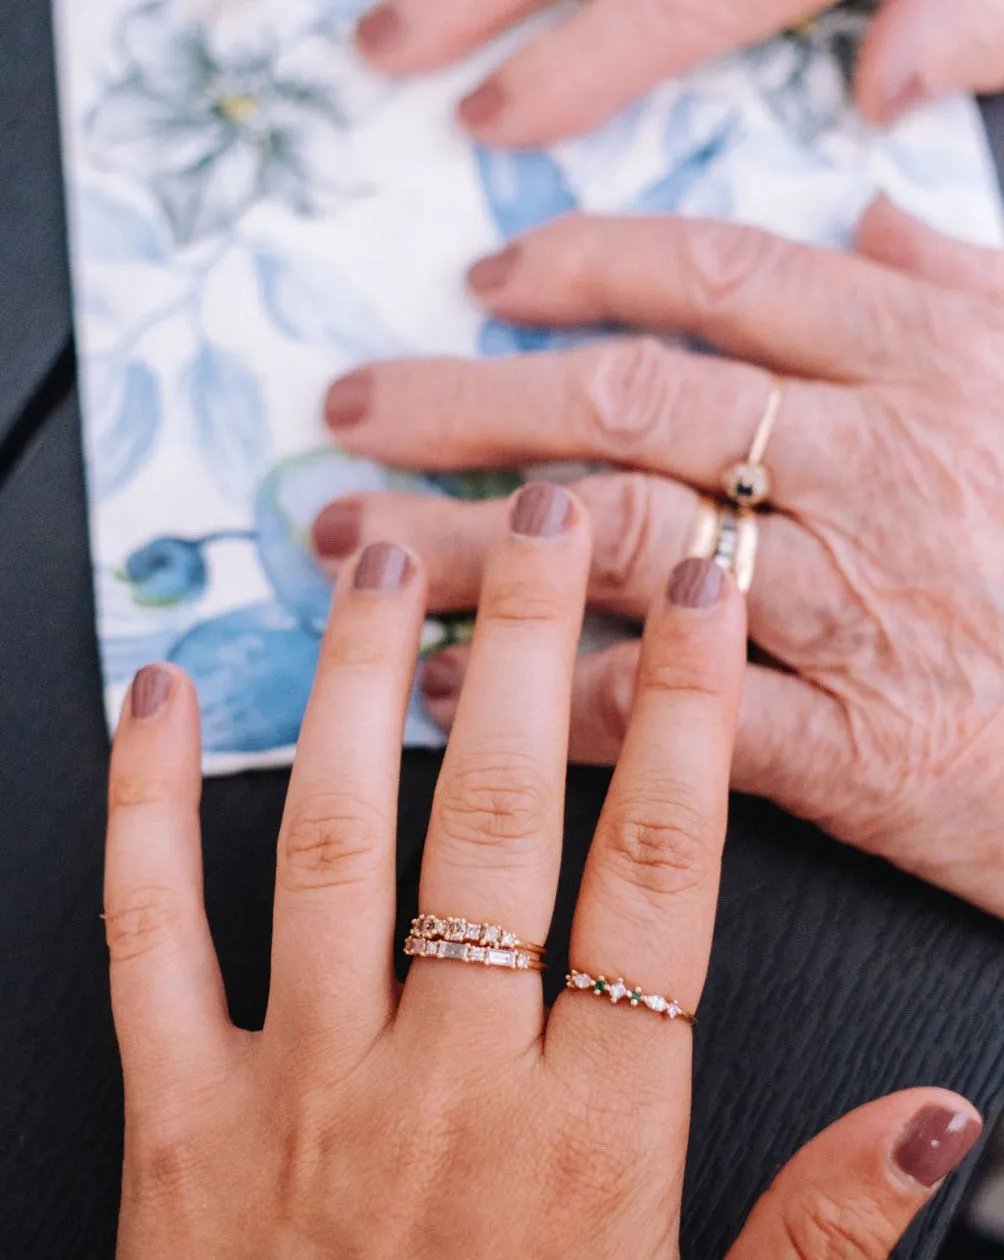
[405,915,546,973]
[565,970,695,1025]
[686,498,758,594]
[721,377,782,509]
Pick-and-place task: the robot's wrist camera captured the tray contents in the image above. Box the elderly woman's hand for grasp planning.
[108,496,979,1258]
[314,198,1004,919]
[352,0,1004,145]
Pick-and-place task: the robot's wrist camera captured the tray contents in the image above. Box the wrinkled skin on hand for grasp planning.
[314,198,1004,917]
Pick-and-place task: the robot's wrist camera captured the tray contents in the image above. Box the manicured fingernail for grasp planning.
[510,482,573,538]
[313,499,363,559]
[667,558,726,610]
[893,1106,982,1187]
[883,70,929,124]
[468,244,521,295]
[356,4,403,53]
[131,665,172,719]
[459,78,508,129]
[421,653,461,700]
[326,370,372,430]
[354,542,414,591]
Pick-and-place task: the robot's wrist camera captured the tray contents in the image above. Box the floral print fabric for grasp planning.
[53,0,1003,773]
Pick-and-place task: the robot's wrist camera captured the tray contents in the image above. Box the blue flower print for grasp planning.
[169,602,321,753]
[87,1,366,245]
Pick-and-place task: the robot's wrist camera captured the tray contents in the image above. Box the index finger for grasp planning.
[547,557,745,1074]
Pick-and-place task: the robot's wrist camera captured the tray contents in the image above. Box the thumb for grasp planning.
[856,0,1004,126]
[727,1089,983,1259]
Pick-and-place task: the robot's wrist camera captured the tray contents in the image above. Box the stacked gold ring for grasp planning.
[405,915,546,973]
[687,378,782,595]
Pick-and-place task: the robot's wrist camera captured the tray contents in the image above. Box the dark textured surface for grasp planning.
[0,0,72,452]
[3,0,1004,1255]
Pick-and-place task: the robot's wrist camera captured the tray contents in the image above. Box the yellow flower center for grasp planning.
[217,94,262,124]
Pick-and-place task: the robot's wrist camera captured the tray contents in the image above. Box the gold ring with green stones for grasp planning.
[564,970,696,1025]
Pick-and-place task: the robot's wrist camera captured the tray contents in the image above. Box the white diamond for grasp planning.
[501,931,516,948]
[487,949,515,968]
[427,940,444,957]
[516,953,529,969]
[468,947,486,963]
[445,918,466,941]
[482,925,501,945]
[572,973,593,990]
[666,1003,681,1019]
[430,918,445,937]
[404,937,418,956]
[608,981,629,1004]
[465,922,482,942]
[643,994,667,1013]
[441,941,468,961]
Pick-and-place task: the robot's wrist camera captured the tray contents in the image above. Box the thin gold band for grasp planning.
[409,914,545,956]
[722,377,783,509]
[405,934,545,972]
[565,970,696,1025]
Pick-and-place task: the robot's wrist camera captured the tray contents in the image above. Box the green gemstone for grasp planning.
[594,979,607,994]
[631,988,643,1004]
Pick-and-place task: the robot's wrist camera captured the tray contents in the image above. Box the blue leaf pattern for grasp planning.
[70,0,1002,772]
[77,187,167,263]
[474,147,577,239]
[255,253,404,356]
[89,360,162,498]
[170,603,321,753]
[189,344,271,502]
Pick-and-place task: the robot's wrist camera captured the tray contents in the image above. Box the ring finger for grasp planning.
[398,482,591,1043]
[325,341,858,516]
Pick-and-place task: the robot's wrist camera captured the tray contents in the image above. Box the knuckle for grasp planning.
[601,787,714,900]
[434,750,553,863]
[638,652,727,704]
[131,1125,208,1199]
[682,224,785,321]
[281,790,388,892]
[580,474,658,599]
[105,887,186,963]
[579,339,677,456]
[479,580,567,629]
[108,772,177,814]
[781,1191,892,1260]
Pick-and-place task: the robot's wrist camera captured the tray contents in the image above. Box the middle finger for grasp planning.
[398,482,591,1042]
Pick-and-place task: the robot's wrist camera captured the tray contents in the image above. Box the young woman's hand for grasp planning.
[108,486,980,1258]
[352,0,1004,146]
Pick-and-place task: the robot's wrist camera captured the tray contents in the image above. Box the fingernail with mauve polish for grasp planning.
[313,499,363,559]
[131,665,172,719]
[510,483,573,538]
[459,79,508,129]
[421,653,461,700]
[894,1106,982,1187]
[354,542,413,591]
[326,370,373,430]
[355,4,403,53]
[468,244,521,295]
[667,558,725,610]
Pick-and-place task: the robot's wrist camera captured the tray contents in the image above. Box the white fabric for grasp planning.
[52,0,1004,774]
